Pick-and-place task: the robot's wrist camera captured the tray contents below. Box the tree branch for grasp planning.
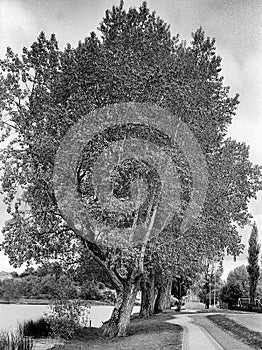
[59,211,123,292]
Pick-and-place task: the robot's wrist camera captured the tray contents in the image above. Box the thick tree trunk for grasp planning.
[139,270,157,318]
[102,278,139,337]
[154,277,172,313]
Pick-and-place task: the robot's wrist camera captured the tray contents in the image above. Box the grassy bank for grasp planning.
[51,312,183,350]
[208,314,262,350]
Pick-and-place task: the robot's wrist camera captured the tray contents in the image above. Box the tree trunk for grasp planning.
[250,281,257,304]
[139,270,157,318]
[164,277,172,309]
[102,278,139,337]
[154,277,172,313]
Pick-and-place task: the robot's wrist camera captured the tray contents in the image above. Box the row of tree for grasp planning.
[0,1,261,337]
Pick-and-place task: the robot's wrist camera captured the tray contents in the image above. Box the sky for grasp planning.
[0,0,261,279]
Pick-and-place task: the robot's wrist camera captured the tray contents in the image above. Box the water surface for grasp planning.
[0,303,140,331]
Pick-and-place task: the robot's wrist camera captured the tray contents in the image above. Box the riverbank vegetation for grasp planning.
[0,262,115,303]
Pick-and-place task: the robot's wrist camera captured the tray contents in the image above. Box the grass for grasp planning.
[0,331,33,350]
[208,314,262,350]
[51,312,183,350]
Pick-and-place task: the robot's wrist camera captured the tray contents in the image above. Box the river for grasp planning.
[0,303,140,332]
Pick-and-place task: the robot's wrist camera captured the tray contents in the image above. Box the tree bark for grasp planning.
[154,277,172,313]
[164,277,172,309]
[139,270,157,318]
[102,277,139,337]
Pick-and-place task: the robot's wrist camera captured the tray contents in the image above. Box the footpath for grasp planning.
[167,305,255,350]
[167,314,223,350]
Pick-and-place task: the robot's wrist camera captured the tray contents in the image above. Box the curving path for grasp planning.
[167,314,223,350]
[167,313,255,350]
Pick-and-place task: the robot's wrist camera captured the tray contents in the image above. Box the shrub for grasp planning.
[19,317,51,338]
[45,299,90,339]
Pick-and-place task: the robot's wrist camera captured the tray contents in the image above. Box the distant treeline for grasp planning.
[0,262,115,302]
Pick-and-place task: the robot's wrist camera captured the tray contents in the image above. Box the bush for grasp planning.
[45,299,90,339]
[19,317,51,338]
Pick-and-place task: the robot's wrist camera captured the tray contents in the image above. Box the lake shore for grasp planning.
[0,298,115,306]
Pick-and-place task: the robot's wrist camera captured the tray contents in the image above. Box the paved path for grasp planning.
[167,315,223,350]
[191,314,254,350]
[167,313,255,350]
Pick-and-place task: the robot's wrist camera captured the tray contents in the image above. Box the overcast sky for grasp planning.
[0,0,261,278]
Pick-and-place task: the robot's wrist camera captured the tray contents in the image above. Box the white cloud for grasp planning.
[0,0,38,57]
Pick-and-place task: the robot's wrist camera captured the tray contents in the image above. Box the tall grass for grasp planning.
[0,331,33,350]
[0,317,50,350]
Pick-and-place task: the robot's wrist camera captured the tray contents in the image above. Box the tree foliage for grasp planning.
[227,265,249,297]
[220,282,243,307]
[247,223,260,303]
[0,263,115,302]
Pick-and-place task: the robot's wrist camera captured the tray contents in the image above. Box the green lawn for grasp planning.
[208,314,262,350]
[52,312,183,350]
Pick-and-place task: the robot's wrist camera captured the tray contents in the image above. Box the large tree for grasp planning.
[247,223,260,303]
[0,1,261,337]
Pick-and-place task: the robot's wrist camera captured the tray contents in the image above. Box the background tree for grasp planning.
[227,265,249,297]
[218,265,249,309]
[0,262,115,302]
[247,223,260,303]
[196,258,223,306]
[220,282,243,309]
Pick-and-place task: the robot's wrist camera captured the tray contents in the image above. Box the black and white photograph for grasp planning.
[0,1,261,349]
